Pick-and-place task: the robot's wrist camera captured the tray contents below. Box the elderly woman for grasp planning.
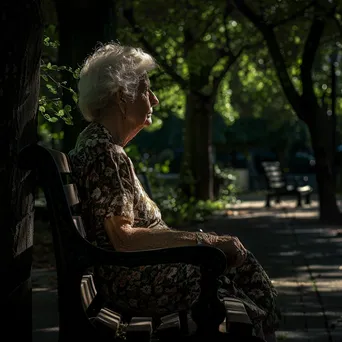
[68,43,280,341]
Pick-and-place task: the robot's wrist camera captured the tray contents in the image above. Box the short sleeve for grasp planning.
[87,148,135,225]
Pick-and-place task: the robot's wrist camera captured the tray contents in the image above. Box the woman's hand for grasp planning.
[213,235,247,268]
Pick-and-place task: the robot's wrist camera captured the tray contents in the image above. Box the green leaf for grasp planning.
[63,117,73,125]
[72,92,78,104]
[64,104,72,114]
[46,83,57,95]
[49,117,58,123]
[43,37,50,45]
[57,109,64,117]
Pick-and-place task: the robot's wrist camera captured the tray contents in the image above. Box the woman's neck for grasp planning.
[99,113,139,147]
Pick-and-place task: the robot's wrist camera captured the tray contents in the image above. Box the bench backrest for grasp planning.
[261,161,286,190]
[18,144,95,331]
[19,144,88,271]
[42,147,87,236]
[20,144,153,266]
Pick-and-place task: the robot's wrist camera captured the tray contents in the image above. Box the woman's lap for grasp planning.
[97,251,280,334]
[97,263,201,316]
[222,251,280,332]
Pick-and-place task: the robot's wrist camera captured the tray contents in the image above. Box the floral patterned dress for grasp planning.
[68,122,280,337]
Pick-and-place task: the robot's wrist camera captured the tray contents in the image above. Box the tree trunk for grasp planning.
[182,91,214,200]
[56,0,116,152]
[1,0,43,339]
[307,106,341,223]
[232,0,341,223]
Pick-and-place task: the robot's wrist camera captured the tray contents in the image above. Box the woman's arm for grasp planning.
[104,216,219,251]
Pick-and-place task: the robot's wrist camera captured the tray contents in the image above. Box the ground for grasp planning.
[32,195,342,342]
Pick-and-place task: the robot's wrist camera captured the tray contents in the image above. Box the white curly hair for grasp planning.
[77,42,157,122]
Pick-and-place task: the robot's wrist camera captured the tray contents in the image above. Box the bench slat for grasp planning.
[72,215,87,238]
[80,274,97,311]
[48,149,71,173]
[91,308,121,337]
[127,317,152,342]
[223,297,253,336]
[64,183,80,207]
[156,313,180,339]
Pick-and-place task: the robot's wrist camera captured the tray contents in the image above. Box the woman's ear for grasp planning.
[115,90,126,103]
[115,90,127,115]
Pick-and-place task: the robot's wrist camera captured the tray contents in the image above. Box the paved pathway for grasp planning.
[32,198,342,341]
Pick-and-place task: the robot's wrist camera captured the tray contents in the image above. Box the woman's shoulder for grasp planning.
[69,122,128,167]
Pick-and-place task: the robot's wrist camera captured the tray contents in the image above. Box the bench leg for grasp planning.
[297,193,302,207]
[305,194,311,205]
[265,194,271,208]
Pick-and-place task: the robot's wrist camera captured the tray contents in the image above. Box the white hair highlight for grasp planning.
[77,42,157,122]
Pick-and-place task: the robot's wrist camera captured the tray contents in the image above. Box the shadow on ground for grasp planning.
[196,199,342,342]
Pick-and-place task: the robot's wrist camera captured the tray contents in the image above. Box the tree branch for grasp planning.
[192,8,222,48]
[300,15,326,102]
[223,3,236,47]
[332,15,342,36]
[233,0,266,30]
[210,4,247,75]
[270,1,315,28]
[233,0,303,118]
[212,47,244,99]
[211,38,263,99]
[123,7,188,90]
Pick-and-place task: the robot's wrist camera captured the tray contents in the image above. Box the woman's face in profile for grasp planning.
[126,76,159,128]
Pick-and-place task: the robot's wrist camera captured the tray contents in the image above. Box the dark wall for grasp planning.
[1,0,43,339]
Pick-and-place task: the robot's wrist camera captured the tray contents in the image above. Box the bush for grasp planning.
[126,146,239,226]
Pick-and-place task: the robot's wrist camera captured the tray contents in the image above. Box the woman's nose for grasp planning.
[150,91,159,107]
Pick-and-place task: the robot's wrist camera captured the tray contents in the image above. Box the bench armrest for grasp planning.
[84,244,227,277]
[81,244,228,336]
[285,174,309,187]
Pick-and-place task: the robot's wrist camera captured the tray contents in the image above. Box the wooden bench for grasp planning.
[261,161,313,208]
[19,143,261,342]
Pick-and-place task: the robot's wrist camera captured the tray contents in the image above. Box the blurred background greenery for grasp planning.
[37,0,342,225]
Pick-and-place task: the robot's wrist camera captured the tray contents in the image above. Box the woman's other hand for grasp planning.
[214,235,247,268]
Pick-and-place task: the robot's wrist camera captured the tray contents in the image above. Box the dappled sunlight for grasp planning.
[276,328,342,342]
[228,198,321,219]
[33,327,59,333]
[206,198,342,340]
[274,250,302,257]
[272,279,342,293]
[33,287,57,293]
[271,279,313,291]
[296,265,341,272]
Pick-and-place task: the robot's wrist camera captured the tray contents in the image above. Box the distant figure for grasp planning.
[69,43,280,341]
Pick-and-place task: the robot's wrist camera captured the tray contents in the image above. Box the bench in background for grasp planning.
[261,161,313,208]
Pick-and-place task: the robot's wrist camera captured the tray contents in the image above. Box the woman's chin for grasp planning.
[144,116,152,126]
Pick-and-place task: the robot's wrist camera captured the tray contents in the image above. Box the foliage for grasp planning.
[117,0,259,126]
[40,35,79,123]
[38,0,342,221]
[153,181,238,227]
[233,0,342,117]
[38,27,79,145]
[126,143,238,226]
